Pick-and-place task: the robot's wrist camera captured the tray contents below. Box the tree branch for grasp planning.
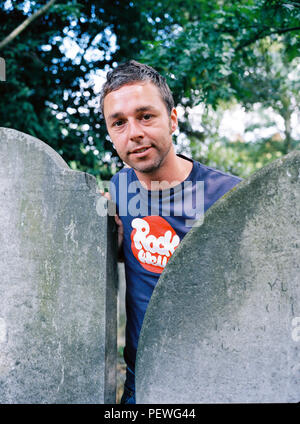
[237,26,300,51]
[236,28,267,51]
[275,26,300,35]
[0,0,56,51]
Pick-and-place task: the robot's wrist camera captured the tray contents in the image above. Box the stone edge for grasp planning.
[0,126,100,192]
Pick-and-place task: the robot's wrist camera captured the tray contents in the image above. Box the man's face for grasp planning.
[103,81,177,174]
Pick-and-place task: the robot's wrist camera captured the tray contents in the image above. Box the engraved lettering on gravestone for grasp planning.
[64,218,78,247]
[267,279,278,291]
[0,57,6,81]
[291,299,295,316]
[291,317,300,342]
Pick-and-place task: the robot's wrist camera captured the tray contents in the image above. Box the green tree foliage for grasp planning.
[0,0,154,178]
[0,1,299,179]
[185,102,292,178]
[140,0,300,108]
[139,0,300,176]
[182,38,300,178]
[233,40,300,152]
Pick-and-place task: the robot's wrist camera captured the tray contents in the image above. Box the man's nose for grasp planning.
[128,119,144,140]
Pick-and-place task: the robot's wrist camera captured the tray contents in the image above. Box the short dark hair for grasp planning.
[100,60,174,117]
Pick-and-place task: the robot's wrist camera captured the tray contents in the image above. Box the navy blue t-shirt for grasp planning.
[110,155,241,386]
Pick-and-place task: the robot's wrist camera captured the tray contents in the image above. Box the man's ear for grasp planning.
[169,108,178,134]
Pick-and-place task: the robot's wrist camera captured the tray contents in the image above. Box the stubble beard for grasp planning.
[127,142,172,174]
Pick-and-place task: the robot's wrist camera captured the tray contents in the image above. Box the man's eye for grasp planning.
[113,120,124,127]
[143,114,152,120]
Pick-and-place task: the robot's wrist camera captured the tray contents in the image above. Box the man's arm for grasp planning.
[114,212,124,262]
[101,191,124,262]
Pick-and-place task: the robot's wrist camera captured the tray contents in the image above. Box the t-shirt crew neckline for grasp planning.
[131,154,196,195]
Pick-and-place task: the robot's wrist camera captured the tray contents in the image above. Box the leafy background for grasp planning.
[1,0,299,181]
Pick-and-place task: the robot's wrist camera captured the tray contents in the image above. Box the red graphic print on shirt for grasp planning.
[130,216,180,274]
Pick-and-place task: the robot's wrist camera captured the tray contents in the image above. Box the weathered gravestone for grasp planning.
[0,128,118,403]
[136,151,300,403]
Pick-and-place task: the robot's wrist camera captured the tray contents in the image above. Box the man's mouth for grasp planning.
[130,146,152,157]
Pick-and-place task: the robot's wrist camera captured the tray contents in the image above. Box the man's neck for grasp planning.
[134,150,193,191]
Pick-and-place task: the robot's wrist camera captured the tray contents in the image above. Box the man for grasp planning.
[100,60,241,404]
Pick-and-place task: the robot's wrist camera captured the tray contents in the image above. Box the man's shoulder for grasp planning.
[177,153,241,183]
[187,158,242,209]
[194,160,242,183]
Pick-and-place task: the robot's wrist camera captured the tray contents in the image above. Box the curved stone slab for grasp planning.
[136,151,300,403]
[0,128,117,403]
